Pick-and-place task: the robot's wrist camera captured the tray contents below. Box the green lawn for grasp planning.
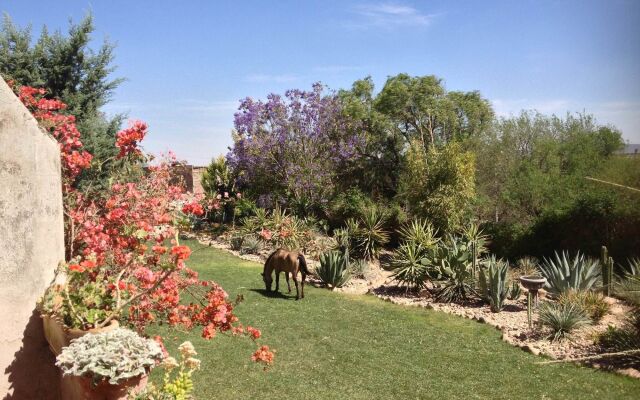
[150,240,640,399]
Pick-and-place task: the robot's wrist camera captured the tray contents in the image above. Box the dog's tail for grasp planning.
[298,254,310,275]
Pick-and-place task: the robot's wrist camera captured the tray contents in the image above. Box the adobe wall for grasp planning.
[0,78,64,399]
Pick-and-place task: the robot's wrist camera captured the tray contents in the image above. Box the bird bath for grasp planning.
[519,275,547,328]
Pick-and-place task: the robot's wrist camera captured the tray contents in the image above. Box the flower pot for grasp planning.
[42,314,119,355]
[61,373,148,400]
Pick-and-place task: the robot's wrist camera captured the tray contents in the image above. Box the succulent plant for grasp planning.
[538,301,590,341]
[56,328,163,385]
[397,219,439,249]
[241,234,262,255]
[558,290,610,323]
[508,281,522,300]
[479,256,510,312]
[317,251,351,288]
[434,236,474,303]
[390,241,432,289]
[538,251,600,296]
[229,235,244,251]
[349,258,369,279]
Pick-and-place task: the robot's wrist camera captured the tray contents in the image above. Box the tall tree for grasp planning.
[0,13,125,168]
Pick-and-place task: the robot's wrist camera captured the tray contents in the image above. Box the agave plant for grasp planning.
[615,258,640,280]
[538,302,591,341]
[317,251,351,288]
[558,290,610,323]
[479,256,509,312]
[397,219,439,248]
[390,242,432,289]
[349,258,369,279]
[508,281,522,300]
[241,234,262,255]
[538,251,600,296]
[434,236,474,303]
[516,256,540,277]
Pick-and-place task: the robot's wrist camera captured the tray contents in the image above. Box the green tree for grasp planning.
[398,140,476,233]
[201,155,236,196]
[0,13,125,171]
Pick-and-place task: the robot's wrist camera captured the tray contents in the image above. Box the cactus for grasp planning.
[601,246,614,296]
[317,250,352,288]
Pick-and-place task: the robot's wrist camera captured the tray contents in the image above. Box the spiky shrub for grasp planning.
[349,258,369,279]
[516,256,540,277]
[434,236,474,303]
[390,242,431,289]
[538,302,591,341]
[538,251,600,297]
[229,235,244,251]
[558,290,610,323]
[317,251,352,288]
[350,208,390,260]
[479,256,509,312]
[615,258,640,281]
[397,219,439,249]
[241,235,263,255]
[614,274,640,306]
[56,328,163,385]
[597,308,640,366]
[508,281,522,300]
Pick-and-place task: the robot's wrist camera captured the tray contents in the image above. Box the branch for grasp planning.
[585,177,640,193]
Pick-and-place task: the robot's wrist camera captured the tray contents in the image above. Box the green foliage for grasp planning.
[349,259,369,279]
[202,155,236,196]
[508,281,522,300]
[538,251,600,296]
[56,328,163,385]
[390,242,431,289]
[328,188,376,226]
[558,290,609,323]
[615,258,640,280]
[615,275,640,306]
[0,13,126,184]
[399,140,476,233]
[597,308,640,366]
[433,236,474,303]
[344,208,389,260]
[229,235,244,251]
[479,256,509,312]
[515,257,540,277]
[538,302,591,342]
[241,235,262,255]
[397,219,439,249]
[317,251,351,288]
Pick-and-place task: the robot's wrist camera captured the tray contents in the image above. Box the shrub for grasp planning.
[558,290,610,323]
[56,328,163,385]
[241,235,263,255]
[349,258,369,279]
[230,235,244,251]
[516,256,540,277]
[616,275,640,306]
[346,208,389,260]
[615,258,640,281]
[508,281,522,300]
[397,219,439,249]
[597,308,640,366]
[390,242,431,289]
[538,302,590,341]
[479,256,509,312]
[538,251,600,296]
[328,188,375,227]
[433,236,474,303]
[317,251,351,288]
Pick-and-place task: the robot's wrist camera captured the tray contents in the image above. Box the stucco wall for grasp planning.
[0,78,64,398]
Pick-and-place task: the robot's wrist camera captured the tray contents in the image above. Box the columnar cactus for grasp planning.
[601,246,613,296]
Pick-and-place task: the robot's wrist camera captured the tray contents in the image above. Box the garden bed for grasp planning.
[189,231,639,379]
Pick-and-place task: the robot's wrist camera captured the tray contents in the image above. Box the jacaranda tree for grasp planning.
[228,83,363,215]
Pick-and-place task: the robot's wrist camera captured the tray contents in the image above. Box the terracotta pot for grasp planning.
[61,373,148,400]
[42,314,119,355]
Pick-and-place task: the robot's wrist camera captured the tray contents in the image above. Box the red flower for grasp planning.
[68,264,85,273]
[252,345,275,365]
[152,245,167,255]
[80,260,97,270]
[259,229,272,241]
[171,245,192,261]
[246,326,261,340]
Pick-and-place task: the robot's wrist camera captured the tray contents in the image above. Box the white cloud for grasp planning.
[348,2,436,29]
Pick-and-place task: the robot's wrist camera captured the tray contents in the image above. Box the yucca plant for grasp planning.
[516,256,540,277]
[353,208,389,260]
[397,219,439,248]
[479,256,509,312]
[538,251,600,297]
[317,251,351,289]
[434,236,474,303]
[390,242,432,289]
[615,258,640,281]
[538,301,591,341]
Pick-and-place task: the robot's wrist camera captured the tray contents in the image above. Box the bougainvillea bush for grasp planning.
[228,83,364,215]
[15,83,273,366]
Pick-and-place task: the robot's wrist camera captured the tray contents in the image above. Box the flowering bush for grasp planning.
[228,83,363,211]
[18,84,273,365]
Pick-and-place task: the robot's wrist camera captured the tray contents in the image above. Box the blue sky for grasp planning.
[3,0,639,164]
